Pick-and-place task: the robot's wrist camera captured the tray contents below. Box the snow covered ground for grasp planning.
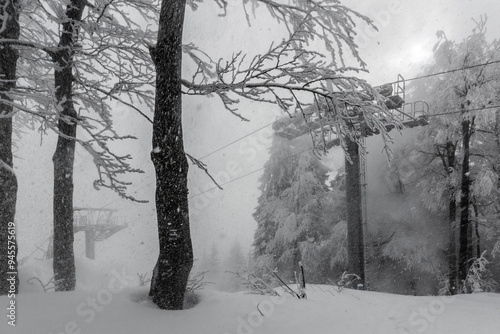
[6,180,500,334]
[2,262,500,334]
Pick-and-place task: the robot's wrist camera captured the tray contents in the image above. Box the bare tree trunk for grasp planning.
[472,203,480,258]
[52,0,85,292]
[458,117,473,291]
[345,135,365,286]
[149,0,193,310]
[445,142,458,294]
[0,0,20,295]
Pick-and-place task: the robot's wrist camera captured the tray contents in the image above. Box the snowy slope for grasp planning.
[2,279,500,334]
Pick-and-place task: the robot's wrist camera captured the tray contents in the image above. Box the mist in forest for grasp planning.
[10,0,500,297]
[364,128,449,294]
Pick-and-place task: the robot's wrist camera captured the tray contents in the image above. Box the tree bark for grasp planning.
[345,135,365,286]
[445,142,458,294]
[472,203,480,258]
[0,0,20,295]
[149,0,193,310]
[52,0,85,292]
[458,117,473,291]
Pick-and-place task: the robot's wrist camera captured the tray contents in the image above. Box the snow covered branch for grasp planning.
[182,29,402,154]
[0,0,160,201]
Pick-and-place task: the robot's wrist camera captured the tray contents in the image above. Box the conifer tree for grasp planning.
[396,18,500,293]
[253,121,345,282]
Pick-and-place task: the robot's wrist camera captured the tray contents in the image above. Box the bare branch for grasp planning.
[185,153,223,190]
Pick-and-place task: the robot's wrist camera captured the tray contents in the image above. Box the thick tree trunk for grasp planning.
[149,0,193,310]
[52,0,85,292]
[345,135,365,286]
[0,0,20,295]
[445,142,458,294]
[458,118,473,291]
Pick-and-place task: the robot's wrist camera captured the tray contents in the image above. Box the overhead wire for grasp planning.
[428,104,500,117]
[188,145,316,199]
[199,121,275,160]
[188,105,500,199]
[94,121,277,209]
[189,61,500,197]
[375,59,500,88]
[198,58,500,160]
[98,58,500,206]
[189,106,500,200]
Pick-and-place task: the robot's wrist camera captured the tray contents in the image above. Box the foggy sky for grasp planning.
[14,0,500,272]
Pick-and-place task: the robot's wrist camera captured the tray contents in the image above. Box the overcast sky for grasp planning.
[15,0,500,270]
[180,0,500,258]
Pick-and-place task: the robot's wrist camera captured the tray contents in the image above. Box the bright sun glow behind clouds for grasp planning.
[408,43,434,64]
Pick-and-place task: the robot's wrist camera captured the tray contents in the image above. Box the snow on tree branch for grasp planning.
[0,0,160,201]
[246,0,376,69]
[182,24,402,155]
